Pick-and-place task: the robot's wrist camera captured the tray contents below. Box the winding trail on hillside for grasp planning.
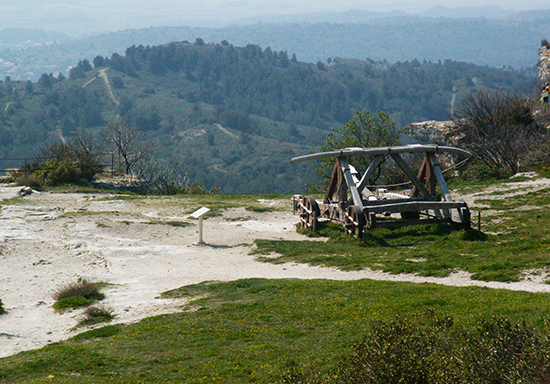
[216,123,239,139]
[99,68,120,106]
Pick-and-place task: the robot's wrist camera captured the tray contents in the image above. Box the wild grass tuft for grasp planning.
[53,280,105,311]
[77,306,115,327]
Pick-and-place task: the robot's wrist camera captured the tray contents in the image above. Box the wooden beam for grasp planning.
[427,152,452,218]
[324,161,340,204]
[340,158,364,209]
[414,154,436,196]
[390,153,432,197]
[357,155,385,194]
[337,158,348,207]
[428,153,452,201]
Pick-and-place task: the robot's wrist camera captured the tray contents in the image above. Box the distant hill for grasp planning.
[1,14,549,80]
[0,41,538,193]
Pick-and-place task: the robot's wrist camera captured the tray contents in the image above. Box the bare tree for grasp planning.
[135,159,190,194]
[453,91,545,175]
[106,120,151,175]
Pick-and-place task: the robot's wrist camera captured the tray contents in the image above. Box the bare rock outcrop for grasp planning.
[538,44,550,84]
[406,120,463,146]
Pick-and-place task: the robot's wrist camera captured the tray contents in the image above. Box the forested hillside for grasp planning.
[0,41,538,192]
[2,15,549,80]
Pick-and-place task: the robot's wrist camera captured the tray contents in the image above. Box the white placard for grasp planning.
[190,207,210,219]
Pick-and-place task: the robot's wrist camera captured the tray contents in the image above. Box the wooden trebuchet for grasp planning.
[292,145,471,237]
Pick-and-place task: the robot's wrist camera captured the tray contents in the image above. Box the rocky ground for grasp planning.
[1,179,550,358]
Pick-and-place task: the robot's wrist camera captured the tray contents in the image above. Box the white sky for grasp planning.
[1,1,549,35]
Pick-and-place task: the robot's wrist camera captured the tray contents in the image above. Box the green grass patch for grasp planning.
[53,281,106,311]
[76,306,116,327]
[253,200,550,283]
[53,296,94,310]
[3,279,550,383]
[145,219,191,227]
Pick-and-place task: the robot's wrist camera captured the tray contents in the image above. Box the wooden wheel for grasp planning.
[365,209,376,230]
[345,205,366,238]
[300,196,320,231]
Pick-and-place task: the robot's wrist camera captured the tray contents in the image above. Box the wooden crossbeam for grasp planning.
[357,155,385,194]
[390,153,431,197]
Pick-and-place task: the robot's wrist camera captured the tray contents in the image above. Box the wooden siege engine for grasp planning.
[291,145,472,237]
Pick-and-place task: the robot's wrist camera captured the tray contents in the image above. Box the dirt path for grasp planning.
[215,123,239,139]
[98,68,120,106]
[1,179,549,357]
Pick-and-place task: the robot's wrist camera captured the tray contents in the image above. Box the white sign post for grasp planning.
[190,207,210,244]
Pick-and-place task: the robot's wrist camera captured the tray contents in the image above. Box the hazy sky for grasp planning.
[1,0,550,36]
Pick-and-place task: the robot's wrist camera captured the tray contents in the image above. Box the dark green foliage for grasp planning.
[0,40,538,193]
[17,140,103,187]
[68,59,93,80]
[314,109,401,190]
[287,315,550,384]
[0,298,5,315]
[111,76,124,89]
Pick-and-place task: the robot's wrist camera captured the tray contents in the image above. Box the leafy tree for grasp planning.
[24,80,34,94]
[315,110,401,189]
[93,55,105,69]
[38,73,53,88]
[111,76,124,89]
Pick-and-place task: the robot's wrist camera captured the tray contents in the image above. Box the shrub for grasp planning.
[460,158,508,181]
[13,139,103,187]
[0,298,5,314]
[453,91,545,176]
[13,171,44,190]
[314,109,401,192]
[37,142,103,185]
[78,306,115,326]
[285,315,550,384]
[53,280,105,311]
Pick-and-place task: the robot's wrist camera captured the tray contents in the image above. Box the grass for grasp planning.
[2,279,550,383]
[53,281,106,311]
[145,219,191,227]
[252,186,550,283]
[2,181,550,382]
[77,306,116,327]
